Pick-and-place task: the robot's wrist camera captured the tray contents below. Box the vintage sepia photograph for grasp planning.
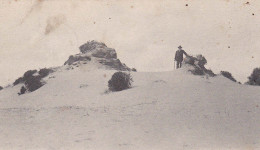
[0,0,259,149]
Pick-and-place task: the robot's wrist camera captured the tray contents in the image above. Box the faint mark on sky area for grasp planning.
[20,0,44,24]
[70,1,78,9]
[45,15,66,35]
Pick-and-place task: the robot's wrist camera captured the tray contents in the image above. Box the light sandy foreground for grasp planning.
[0,64,259,150]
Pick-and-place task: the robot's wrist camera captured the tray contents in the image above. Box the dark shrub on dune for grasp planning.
[14,68,53,95]
[220,71,237,82]
[23,70,37,78]
[25,76,43,92]
[13,77,24,86]
[131,68,137,72]
[108,72,133,91]
[39,68,53,78]
[13,70,36,86]
[246,67,260,86]
[18,86,27,95]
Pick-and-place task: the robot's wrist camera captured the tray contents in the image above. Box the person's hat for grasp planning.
[178,45,182,49]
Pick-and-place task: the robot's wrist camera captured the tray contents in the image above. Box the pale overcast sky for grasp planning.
[0,0,259,86]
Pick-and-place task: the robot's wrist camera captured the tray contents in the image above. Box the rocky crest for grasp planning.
[79,41,117,59]
[64,41,130,71]
[12,41,132,95]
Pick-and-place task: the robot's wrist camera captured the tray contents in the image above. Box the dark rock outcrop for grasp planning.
[80,41,106,53]
[79,40,117,59]
[64,55,91,65]
[184,54,215,77]
[64,40,131,71]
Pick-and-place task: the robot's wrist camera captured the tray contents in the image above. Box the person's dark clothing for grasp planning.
[176,61,182,69]
[175,50,187,62]
[175,49,188,69]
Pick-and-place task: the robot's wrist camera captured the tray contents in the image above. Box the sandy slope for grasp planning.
[0,64,259,150]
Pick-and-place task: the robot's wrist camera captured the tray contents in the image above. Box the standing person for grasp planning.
[175,46,188,69]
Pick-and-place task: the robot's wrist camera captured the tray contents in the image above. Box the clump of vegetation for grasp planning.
[13,77,24,86]
[25,75,43,92]
[108,72,133,91]
[131,68,137,72]
[13,70,37,86]
[18,86,27,95]
[220,71,237,82]
[246,67,260,86]
[39,68,53,78]
[24,70,37,78]
[13,68,53,95]
[205,69,216,77]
